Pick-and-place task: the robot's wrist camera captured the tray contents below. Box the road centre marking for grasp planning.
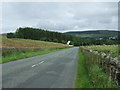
[32,61,44,67]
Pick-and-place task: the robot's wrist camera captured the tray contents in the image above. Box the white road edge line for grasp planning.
[32,61,44,67]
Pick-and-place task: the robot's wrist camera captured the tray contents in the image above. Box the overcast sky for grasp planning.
[2,2,118,33]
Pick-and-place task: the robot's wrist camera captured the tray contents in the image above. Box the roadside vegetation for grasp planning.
[1,35,70,63]
[76,48,118,88]
[76,49,91,88]
[2,48,68,63]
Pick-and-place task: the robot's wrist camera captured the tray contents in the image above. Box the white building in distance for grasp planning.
[67,41,73,46]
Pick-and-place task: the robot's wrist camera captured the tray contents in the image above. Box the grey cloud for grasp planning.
[2,2,118,33]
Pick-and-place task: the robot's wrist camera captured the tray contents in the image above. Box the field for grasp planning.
[86,45,119,57]
[66,30,118,39]
[1,35,69,63]
[1,36,66,48]
[74,34,116,39]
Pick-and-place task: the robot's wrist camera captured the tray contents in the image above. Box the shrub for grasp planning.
[7,33,16,38]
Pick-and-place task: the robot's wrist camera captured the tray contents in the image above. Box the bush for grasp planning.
[7,33,16,38]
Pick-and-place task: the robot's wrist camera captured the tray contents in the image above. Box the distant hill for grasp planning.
[65,30,119,39]
[65,30,119,34]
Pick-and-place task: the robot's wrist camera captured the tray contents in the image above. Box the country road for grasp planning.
[2,47,79,88]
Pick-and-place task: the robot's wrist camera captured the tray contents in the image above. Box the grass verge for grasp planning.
[75,49,91,88]
[1,48,70,64]
[75,48,118,88]
[89,65,117,88]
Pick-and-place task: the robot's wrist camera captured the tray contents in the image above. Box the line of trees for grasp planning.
[7,27,119,46]
[7,27,82,46]
[80,39,119,45]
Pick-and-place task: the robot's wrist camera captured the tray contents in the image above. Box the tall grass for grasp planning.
[83,49,118,88]
[76,48,118,88]
[2,47,42,56]
[89,65,116,88]
[75,49,92,88]
[1,48,69,63]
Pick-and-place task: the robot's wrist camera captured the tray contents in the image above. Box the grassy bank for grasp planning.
[76,48,118,88]
[75,49,91,88]
[1,35,71,63]
[1,48,69,64]
[2,36,67,48]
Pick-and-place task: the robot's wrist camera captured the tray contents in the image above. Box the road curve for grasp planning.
[2,47,79,88]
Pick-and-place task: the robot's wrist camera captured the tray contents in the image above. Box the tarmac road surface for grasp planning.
[2,47,79,88]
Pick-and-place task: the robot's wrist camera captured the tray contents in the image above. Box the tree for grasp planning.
[7,27,82,46]
[7,33,15,38]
